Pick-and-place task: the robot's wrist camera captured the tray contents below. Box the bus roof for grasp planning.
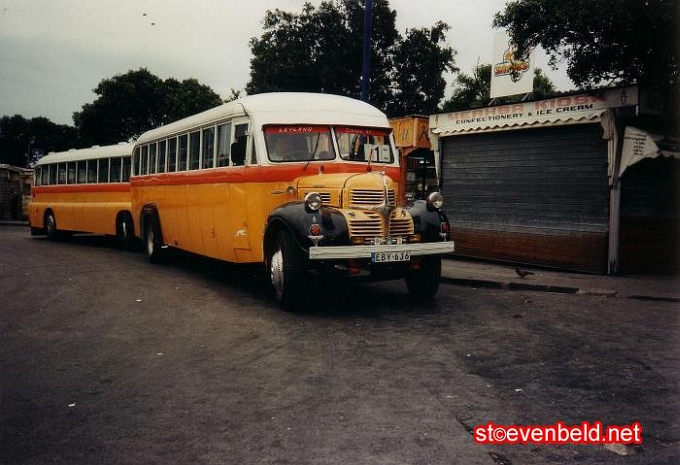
[35,143,134,166]
[136,92,391,145]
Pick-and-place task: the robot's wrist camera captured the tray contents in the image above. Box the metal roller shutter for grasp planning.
[441,124,610,272]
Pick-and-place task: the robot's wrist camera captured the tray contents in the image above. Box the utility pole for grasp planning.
[361,0,373,103]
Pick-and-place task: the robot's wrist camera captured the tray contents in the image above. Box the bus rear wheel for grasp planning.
[145,216,165,263]
[44,212,58,241]
[267,229,305,312]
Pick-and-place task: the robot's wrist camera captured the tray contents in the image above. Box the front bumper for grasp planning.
[308,241,455,260]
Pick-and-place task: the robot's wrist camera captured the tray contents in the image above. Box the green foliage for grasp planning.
[388,22,457,115]
[247,0,456,117]
[443,64,492,111]
[442,64,557,111]
[0,115,79,167]
[493,0,679,92]
[73,68,222,145]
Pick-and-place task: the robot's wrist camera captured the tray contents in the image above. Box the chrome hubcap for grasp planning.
[46,216,55,235]
[146,226,154,256]
[270,247,284,297]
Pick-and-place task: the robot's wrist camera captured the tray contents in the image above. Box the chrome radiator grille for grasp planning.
[348,212,382,237]
[350,189,396,208]
[389,215,414,236]
[347,210,414,239]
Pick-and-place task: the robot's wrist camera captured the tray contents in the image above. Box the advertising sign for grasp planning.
[490,32,534,98]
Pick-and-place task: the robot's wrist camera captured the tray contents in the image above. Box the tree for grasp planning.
[0,115,80,167]
[493,0,679,93]
[442,64,492,111]
[164,78,224,123]
[74,69,222,145]
[442,64,557,111]
[388,22,457,116]
[247,0,456,117]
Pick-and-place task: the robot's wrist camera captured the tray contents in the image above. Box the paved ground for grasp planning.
[1,225,679,464]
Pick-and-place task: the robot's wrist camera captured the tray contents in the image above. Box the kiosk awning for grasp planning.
[620,126,680,176]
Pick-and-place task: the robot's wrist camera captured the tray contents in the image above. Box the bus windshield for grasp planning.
[265,125,334,163]
[336,127,394,163]
[264,125,395,164]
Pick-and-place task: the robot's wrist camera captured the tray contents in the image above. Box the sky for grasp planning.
[0,0,573,125]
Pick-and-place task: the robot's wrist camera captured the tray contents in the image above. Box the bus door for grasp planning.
[210,118,252,261]
[229,118,251,255]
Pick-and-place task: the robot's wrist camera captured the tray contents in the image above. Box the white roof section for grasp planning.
[430,86,639,136]
[136,92,391,144]
[35,143,134,166]
[0,164,32,173]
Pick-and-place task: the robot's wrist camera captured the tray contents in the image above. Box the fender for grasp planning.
[403,200,451,242]
[265,202,350,253]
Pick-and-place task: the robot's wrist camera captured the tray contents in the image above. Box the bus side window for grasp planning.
[149,143,157,175]
[41,166,48,185]
[158,140,167,173]
[141,145,149,175]
[178,135,188,171]
[57,163,66,185]
[202,127,215,169]
[122,157,131,182]
[49,164,57,185]
[231,137,246,166]
[110,157,122,183]
[67,162,76,184]
[87,160,97,183]
[133,147,140,176]
[231,123,248,166]
[168,138,177,172]
[217,123,232,167]
[98,158,110,183]
[77,161,87,183]
[189,131,200,170]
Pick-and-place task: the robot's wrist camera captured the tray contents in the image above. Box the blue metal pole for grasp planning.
[361,0,373,102]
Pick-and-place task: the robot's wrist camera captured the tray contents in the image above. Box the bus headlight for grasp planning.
[304,192,323,211]
[427,192,444,210]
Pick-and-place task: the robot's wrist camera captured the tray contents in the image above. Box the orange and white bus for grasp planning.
[131,93,454,310]
[29,143,135,245]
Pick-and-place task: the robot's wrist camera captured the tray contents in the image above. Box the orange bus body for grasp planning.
[29,144,134,240]
[131,163,401,263]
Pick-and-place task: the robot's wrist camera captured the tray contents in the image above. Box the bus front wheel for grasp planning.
[267,229,305,312]
[117,213,136,250]
[405,256,442,300]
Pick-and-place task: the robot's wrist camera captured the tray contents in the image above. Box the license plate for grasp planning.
[371,251,411,263]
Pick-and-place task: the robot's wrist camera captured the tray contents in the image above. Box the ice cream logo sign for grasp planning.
[493,42,530,83]
[490,33,534,98]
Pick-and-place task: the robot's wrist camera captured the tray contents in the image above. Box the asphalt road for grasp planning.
[0,227,678,464]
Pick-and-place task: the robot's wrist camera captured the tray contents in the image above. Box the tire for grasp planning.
[144,215,165,264]
[116,213,136,250]
[44,211,58,241]
[405,255,442,300]
[267,229,306,312]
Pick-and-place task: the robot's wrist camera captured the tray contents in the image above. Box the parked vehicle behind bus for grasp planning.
[131,93,454,310]
[29,143,135,246]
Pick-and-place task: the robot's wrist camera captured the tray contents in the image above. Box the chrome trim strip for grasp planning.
[308,241,454,260]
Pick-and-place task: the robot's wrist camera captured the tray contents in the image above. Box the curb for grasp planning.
[442,276,680,302]
[441,277,615,297]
